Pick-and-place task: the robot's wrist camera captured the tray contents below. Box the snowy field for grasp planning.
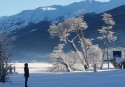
[0,63,125,87]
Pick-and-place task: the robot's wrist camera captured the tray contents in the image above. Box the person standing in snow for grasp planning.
[24,63,29,87]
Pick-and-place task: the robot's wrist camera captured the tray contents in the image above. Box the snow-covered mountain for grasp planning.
[9,4,125,58]
[0,0,125,33]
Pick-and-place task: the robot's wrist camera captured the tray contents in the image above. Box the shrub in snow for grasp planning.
[71,63,85,71]
[49,44,72,72]
[88,45,103,69]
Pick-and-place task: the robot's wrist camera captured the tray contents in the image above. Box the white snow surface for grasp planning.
[0,62,125,87]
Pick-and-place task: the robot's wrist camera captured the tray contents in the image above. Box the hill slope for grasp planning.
[10,5,125,62]
[0,0,125,33]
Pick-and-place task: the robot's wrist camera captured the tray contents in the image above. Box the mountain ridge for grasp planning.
[9,4,125,61]
[0,0,125,33]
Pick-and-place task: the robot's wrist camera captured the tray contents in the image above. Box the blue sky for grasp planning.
[0,0,110,17]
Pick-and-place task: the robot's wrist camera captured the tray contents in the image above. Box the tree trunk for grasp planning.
[62,58,72,72]
[106,43,109,69]
[68,40,87,70]
[77,32,89,69]
[100,44,106,69]
[93,64,97,72]
[62,62,71,72]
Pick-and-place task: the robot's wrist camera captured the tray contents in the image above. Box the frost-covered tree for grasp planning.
[98,13,117,69]
[88,45,103,72]
[0,33,12,83]
[68,16,91,68]
[49,44,86,72]
[49,43,72,72]
[49,16,91,70]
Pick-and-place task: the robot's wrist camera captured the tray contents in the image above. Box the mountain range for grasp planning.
[1,0,125,62]
[0,0,125,33]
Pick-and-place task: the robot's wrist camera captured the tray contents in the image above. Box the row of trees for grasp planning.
[48,13,117,72]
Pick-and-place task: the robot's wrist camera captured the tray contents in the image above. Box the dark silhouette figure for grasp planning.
[24,63,29,87]
[14,66,16,72]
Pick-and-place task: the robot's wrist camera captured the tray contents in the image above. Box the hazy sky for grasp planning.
[0,0,110,17]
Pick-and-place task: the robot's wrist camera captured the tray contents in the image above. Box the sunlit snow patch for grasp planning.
[41,7,57,11]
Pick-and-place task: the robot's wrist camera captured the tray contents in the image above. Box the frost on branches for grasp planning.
[88,45,103,68]
[98,13,117,69]
[49,15,103,72]
[0,33,12,83]
[49,44,72,72]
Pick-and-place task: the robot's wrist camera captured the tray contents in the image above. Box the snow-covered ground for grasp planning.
[0,63,125,87]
